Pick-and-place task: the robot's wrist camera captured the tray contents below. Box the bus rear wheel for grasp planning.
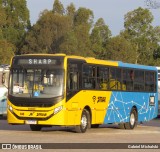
[30,124,42,131]
[75,109,90,133]
[124,108,137,129]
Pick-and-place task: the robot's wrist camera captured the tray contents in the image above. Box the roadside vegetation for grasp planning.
[0,0,160,65]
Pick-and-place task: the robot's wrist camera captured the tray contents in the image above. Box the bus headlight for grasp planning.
[54,106,63,115]
[8,105,13,112]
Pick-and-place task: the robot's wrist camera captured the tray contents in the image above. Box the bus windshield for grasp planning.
[9,68,64,98]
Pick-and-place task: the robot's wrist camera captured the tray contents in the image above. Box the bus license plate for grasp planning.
[25,120,37,124]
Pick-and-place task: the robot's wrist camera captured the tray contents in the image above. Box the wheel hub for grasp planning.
[81,114,87,129]
[130,113,135,126]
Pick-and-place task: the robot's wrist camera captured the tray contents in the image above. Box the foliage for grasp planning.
[104,36,136,63]
[0,0,30,64]
[0,0,30,53]
[90,18,111,58]
[0,39,15,64]
[121,7,159,65]
[21,1,94,57]
[1,0,160,66]
[52,0,65,15]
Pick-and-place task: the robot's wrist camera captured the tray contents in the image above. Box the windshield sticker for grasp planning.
[34,91,40,97]
[13,85,20,93]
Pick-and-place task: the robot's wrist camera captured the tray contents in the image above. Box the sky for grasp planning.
[26,0,160,36]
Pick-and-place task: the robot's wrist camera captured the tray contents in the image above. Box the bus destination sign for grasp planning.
[16,58,57,65]
[28,59,52,64]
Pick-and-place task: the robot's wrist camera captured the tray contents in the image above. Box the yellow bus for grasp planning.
[7,54,158,133]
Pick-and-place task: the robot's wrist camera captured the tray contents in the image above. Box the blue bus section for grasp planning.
[0,86,7,116]
[104,61,158,124]
[118,61,157,71]
[104,92,158,124]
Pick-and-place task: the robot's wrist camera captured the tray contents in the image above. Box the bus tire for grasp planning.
[75,109,90,133]
[30,125,42,131]
[124,108,137,129]
[86,110,91,129]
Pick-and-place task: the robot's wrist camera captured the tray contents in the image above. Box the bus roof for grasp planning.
[118,61,157,71]
[12,54,157,71]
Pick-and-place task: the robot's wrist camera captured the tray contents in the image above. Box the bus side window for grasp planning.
[97,66,109,90]
[83,65,96,89]
[109,68,122,90]
[67,62,80,93]
[123,69,133,91]
[68,72,78,90]
[145,71,155,92]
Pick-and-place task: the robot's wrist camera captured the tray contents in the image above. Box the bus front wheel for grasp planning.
[75,109,90,133]
[30,124,42,131]
[125,108,137,129]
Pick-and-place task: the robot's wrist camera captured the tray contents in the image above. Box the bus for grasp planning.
[7,54,158,133]
[0,65,9,116]
[157,67,160,117]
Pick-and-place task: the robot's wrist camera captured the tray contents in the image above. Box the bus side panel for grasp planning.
[104,92,158,124]
[66,90,112,126]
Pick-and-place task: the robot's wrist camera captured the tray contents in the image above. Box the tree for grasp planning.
[52,0,65,15]
[20,1,108,57]
[104,36,136,63]
[122,7,158,64]
[1,0,30,54]
[0,1,15,64]
[90,18,111,58]
[59,31,78,55]
[0,39,15,64]
[21,9,73,54]
[74,7,93,27]
[73,7,94,56]
[66,3,76,27]
[153,46,160,66]
[0,4,6,39]
[66,3,76,18]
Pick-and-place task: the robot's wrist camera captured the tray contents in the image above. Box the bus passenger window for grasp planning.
[145,71,155,92]
[97,67,109,90]
[83,65,96,89]
[68,72,78,90]
[134,70,144,91]
[109,68,122,90]
[67,62,80,92]
[130,70,134,80]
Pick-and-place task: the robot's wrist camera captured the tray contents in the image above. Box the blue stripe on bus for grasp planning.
[104,92,158,124]
[118,61,157,70]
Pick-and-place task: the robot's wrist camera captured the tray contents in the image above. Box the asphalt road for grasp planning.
[0,117,160,152]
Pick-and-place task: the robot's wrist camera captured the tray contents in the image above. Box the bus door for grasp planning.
[66,59,84,125]
[94,66,110,124]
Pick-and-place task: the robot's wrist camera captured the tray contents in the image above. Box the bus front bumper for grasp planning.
[7,106,67,126]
